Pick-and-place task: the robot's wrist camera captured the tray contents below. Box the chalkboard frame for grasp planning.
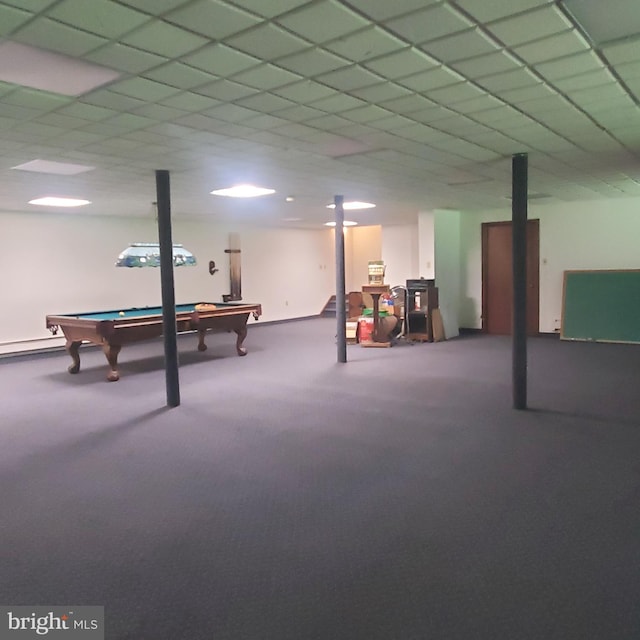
[561,269,640,345]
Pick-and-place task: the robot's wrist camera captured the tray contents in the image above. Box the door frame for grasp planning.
[481,219,540,335]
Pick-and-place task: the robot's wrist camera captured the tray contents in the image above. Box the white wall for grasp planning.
[459,196,640,332]
[0,211,335,353]
[346,225,381,292]
[382,224,419,287]
[417,211,435,279]
[434,210,461,339]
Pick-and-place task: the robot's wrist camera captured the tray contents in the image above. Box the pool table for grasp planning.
[46,302,262,381]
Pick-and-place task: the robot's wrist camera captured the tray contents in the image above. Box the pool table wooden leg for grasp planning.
[103,343,122,382]
[234,325,248,356]
[66,340,82,374]
[197,329,207,351]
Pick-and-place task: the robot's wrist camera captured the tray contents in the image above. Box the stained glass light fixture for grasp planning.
[116,243,196,268]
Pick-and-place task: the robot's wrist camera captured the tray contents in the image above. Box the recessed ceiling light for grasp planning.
[326,201,376,210]
[29,197,91,207]
[325,220,357,227]
[285,196,295,202]
[12,159,95,175]
[0,42,120,96]
[210,184,276,198]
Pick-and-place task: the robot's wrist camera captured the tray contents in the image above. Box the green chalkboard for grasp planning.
[561,270,640,344]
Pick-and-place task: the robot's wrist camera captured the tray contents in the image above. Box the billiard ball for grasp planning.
[119,311,125,316]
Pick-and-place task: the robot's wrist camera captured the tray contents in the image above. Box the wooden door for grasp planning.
[482,220,539,335]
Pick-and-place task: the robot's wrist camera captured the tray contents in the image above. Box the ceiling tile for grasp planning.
[369,113,416,131]
[235,92,296,112]
[349,82,412,102]
[1,87,71,110]
[451,51,521,79]
[303,114,353,130]
[534,51,603,81]
[232,64,302,90]
[203,103,259,122]
[1,0,57,9]
[122,21,208,57]
[131,103,188,121]
[421,28,500,64]
[195,79,258,101]
[143,62,218,89]
[478,68,540,92]
[570,83,630,107]
[307,93,367,112]
[165,0,261,39]
[271,104,326,121]
[614,60,640,82]
[385,4,473,44]
[183,44,262,76]
[364,48,437,79]
[393,122,451,143]
[516,94,574,115]
[0,4,32,36]
[242,113,292,130]
[396,67,464,92]
[14,18,109,56]
[552,68,616,92]
[487,5,573,46]
[428,82,486,105]
[85,43,167,74]
[226,23,310,60]
[495,83,555,102]
[512,29,589,64]
[225,0,312,19]
[377,94,436,115]
[316,66,382,91]
[350,0,439,21]
[600,36,640,65]
[111,0,191,15]
[81,89,146,111]
[452,0,552,23]
[271,80,337,103]
[159,91,221,111]
[453,95,505,114]
[408,105,458,124]
[48,0,150,38]
[276,48,349,76]
[109,77,181,101]
[324,26,405,62]
[276,1,369,44]
[59,102,119,121]
[341,104,391,123]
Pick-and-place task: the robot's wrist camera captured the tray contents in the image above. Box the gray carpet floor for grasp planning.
[1,317,640,639]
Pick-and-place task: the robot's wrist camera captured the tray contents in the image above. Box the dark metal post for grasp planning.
[512,154,528,410]
[155,170,180,408]
[334,195,347,363]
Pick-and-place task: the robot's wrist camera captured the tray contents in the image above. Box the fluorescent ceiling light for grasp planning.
[29,197,91,207]
[0,42,120,96]
[326,201,376,210]
[325,220,357,227]
[12,159,95,175]
[210,184,276,198]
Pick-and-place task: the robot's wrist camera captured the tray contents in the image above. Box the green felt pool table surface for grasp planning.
[46,301,262,381]
[59,302,247,321]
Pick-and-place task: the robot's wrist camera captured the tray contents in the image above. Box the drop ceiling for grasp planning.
[0,0,639,227]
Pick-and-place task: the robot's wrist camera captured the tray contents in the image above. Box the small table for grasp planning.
[362,284,391,346]
[46,301,262,381]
